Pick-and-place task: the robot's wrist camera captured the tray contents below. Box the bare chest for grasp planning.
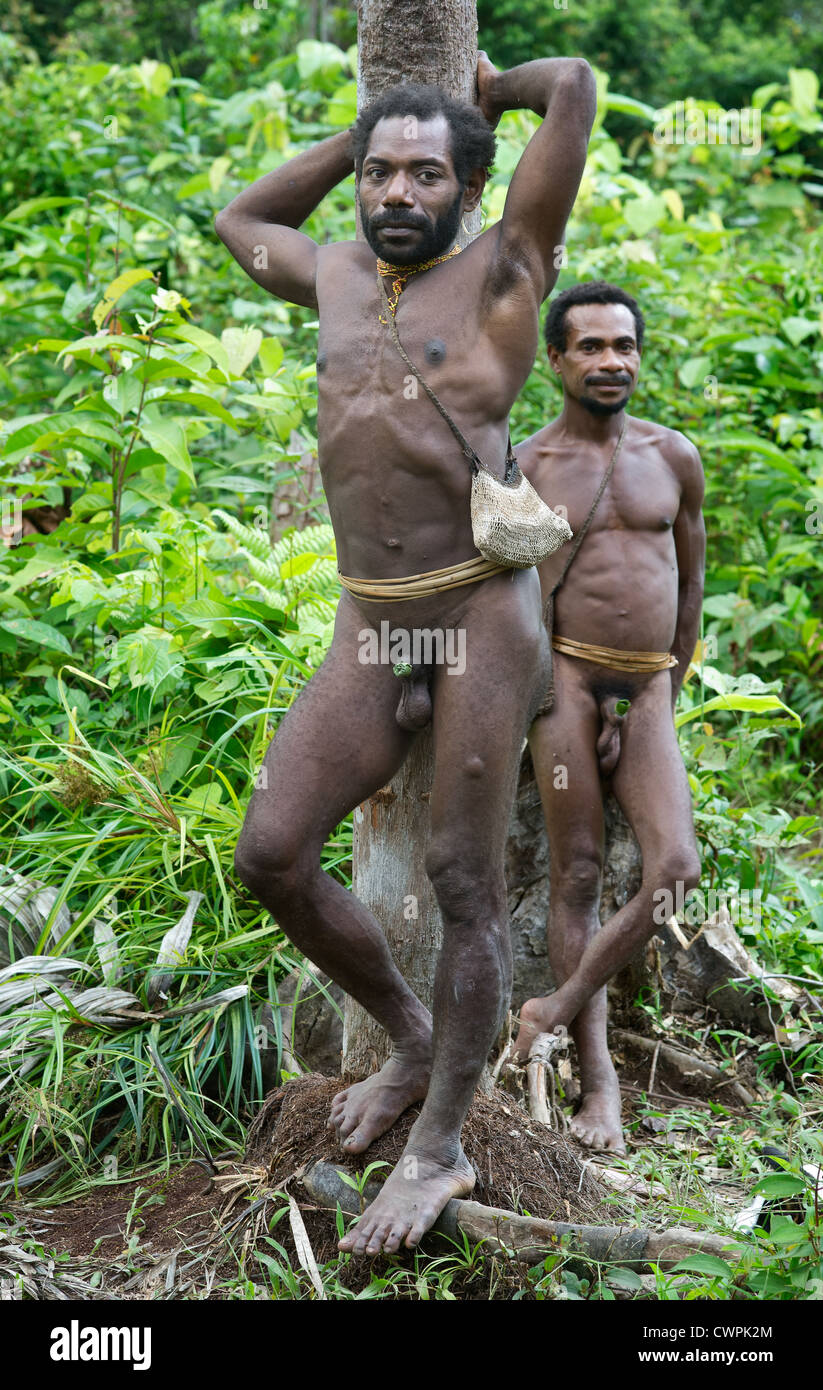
[547,451,681,536]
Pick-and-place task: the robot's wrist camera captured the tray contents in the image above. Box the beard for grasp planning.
[579,379,633,416]
[359,187,464,265]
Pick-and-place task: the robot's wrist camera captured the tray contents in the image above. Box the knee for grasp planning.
[648,846,701,896]
[233,827,311,903]
[553,853,602,908]
[425,838,503,923]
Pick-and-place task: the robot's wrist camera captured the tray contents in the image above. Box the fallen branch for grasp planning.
[613,1029,754,1106]
[301,1160,742,1271]
[526,1030,568,1131]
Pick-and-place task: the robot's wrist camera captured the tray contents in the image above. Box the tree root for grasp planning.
[302,1160,742,1270]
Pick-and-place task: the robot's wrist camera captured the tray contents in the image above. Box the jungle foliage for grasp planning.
[0,16,821,1299]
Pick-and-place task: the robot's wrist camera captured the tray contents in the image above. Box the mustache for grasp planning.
[585,376,632,387]
[371,213,430,230]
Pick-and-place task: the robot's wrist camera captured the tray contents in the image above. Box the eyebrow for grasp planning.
[577,335,637,347]
[363,153,449,169]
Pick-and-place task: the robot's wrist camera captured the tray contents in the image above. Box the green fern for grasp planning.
[214,515,339,661]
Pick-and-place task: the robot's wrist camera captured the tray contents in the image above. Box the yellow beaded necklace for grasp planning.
[376,243,462,322]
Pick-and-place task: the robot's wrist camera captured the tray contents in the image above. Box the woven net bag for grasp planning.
[470,461,573,568]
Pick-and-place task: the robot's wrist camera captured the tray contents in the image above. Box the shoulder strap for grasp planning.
[550,416,627,599]
[377,271,516,479]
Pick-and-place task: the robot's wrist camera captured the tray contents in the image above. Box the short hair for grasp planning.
[545,281,645,352]
[351,82,496,186]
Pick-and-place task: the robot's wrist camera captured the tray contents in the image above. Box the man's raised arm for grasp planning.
[476,53,597,304]
[213,129,354,309]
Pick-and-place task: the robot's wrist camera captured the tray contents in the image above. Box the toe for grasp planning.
[404,1217,428,1250]
[381,1226,406,1255]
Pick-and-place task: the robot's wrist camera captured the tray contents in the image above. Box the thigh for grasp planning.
[241,592,416,854]
[427,568,546,861]
[529,652,605,876]
[609,672,697,860]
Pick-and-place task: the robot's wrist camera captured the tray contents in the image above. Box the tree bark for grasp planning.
[505,749,644,1021]
[342,0,480,1078]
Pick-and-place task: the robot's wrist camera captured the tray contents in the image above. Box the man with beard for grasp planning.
[214,54,596,1252]
[510,282,705,1152]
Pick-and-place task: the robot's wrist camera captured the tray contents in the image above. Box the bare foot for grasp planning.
[337,1146,475,1255]
[510,994,565,1062]
[570,1070,626,1153]
[329,1048,431,1154]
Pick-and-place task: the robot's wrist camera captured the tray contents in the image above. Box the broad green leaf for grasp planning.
[92,268,155,330]
[166,324,230,378]
[221,326,263,378]
[606,92,658,121]
[176,171,212,200]
[605,1267,644,1290]
[159,391,238,429]
[327,80,357,128]
[134,58,173,99]
[57,333,148,362]
[259,338,285,375]
[280,552,323,579]
[788,67,819,117]
[147,151,180,176]
[623,195,668,236]
[2,412,123,460]
[2,196,84,223]
[669,1253,732,1279]
[0,618,72,654]
[747,183,806,210]
[733,336,786,354]
[782,316,820,346]
[676,692,801,728]
[296,40,347,83]
[679,356,711,388]
[754,1173,807,1198]
[208,156,232,194]
[662,188,684,221]
[137,411,194,481]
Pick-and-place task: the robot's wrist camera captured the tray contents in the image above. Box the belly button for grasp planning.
[385,538,401,548]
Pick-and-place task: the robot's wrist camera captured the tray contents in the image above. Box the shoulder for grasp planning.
[317,240,368,272]
[514,424,558,483]
[632,418,703,487]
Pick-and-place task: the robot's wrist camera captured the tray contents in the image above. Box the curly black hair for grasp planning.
[351,82,496,186]
[545,281,645,352]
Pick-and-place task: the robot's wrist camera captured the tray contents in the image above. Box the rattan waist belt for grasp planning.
[338,554,513,602]
[552,636,678,673]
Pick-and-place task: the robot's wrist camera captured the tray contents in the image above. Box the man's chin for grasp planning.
[580,393,630,417]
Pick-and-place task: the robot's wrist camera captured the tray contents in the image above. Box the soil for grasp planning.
[6,1058,761,1299]
[28,1164,221,1263]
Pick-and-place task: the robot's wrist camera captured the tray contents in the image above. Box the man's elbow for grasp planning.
[554,58,597,114]
[557,57,595,91]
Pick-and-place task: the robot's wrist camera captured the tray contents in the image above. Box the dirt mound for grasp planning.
[246,1074,604,1223]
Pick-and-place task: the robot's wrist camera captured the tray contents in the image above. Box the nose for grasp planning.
[382,171,415,206]
[599,348,626,372]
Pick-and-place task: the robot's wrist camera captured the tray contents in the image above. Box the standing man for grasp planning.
[511,282,705,1152]
[215,55,597,1251]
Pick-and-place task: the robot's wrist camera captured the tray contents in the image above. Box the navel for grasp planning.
[316,349,328,372]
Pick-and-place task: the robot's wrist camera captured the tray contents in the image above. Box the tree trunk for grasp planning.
[343,1,645,1078]
[342,0,480,1078]
[505,749,644,1021]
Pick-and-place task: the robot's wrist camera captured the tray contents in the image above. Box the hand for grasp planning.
[476,50,504,130]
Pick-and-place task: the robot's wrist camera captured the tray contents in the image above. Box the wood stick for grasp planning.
[613,1029,754,1105]
[301,1161,743,1271]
